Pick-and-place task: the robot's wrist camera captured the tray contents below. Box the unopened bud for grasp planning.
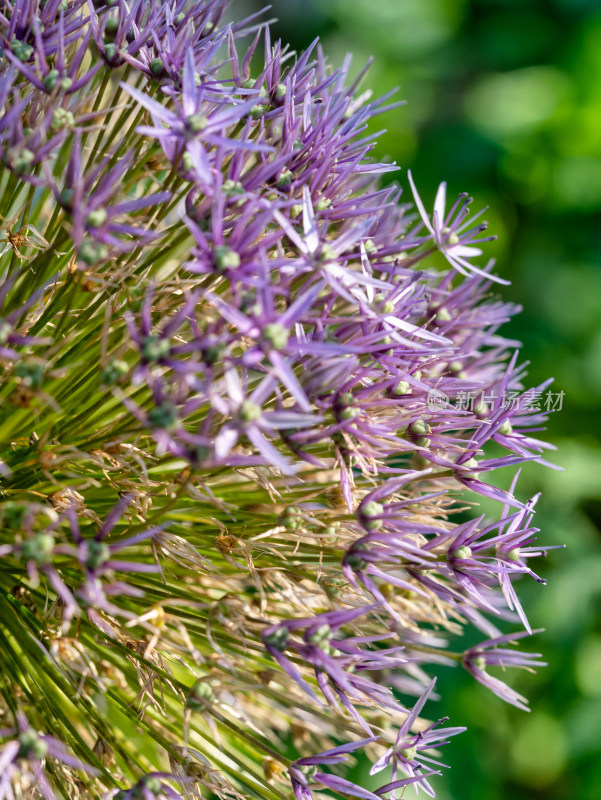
[187,114,208,133]
[214,245,241,271]
[18,730,48,759]
[143,335,170,362]
[187,679,215,709]
[43,69,60,91]
[86,208,108,228]
[262,323,289,349]
[11,39,33,61]
[148,402,178,430]
[409,419,430,437]
[101,359,129,385]
[264,627,289,651]
[22,533,55,565]
[86,540,110,569]
[392,380,411,396]
[79,241,109,265]
[498,419,513,435]
[276,169,293,188]
[308,624,331,646]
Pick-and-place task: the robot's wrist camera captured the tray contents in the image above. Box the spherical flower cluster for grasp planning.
[0,2,560,799]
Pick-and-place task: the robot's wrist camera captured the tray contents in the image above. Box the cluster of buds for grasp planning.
[0,2,559,799]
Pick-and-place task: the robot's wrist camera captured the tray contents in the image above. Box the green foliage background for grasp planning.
[237,1,601,797]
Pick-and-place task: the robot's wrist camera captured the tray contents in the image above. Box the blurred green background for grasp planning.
[235,0,601,798]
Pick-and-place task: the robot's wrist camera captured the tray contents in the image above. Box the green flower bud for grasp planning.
[187,113,208,133]
[143,335,170,362]
[86,540,110,569]
[504,547,521,561]
[320,243,337,263]
[104,16,120,39]
[86,207,108,228]
[182,152,195,172]
[43,69,60,91]
[472,655,487,671]
[435,306,452,322]
[148,402,178,430]
[442,226,459,245]
[18,729,48,759]
[262,323,289,349]
[214,245,241,271]
[281,507,302,531]
[22,533,55,565]
[362,501,384,518]
[409,419,430,437]
[315,197,331,211]
[104,43,118,62]
[59,188,74,208]
[299,764,318,779]
[361,500,383,530]
[0,320,12,344]
[498,419,513,435]
[203,342,226,365]
[11,39,33,61]
[240,400,262,423]
[9,148,34,175]
[460,458,479,479]
[250,104,266,119]
[452,545,472,560]
[187,679,215,709]
[149,57,164,76]
[392,380,411,396]
[79,241,109,265]
[61,76,73,90]
[473,401,489,418]
[223,179,245,197]
[143,777,162,795]
[101,359,129,385]
[14,361,45,389]
[241,78,256,90]
[276,169,293,188]
[308,624,331,646]
[346,552,368,571]
[275,83,287,100]
[400,746,417,762]
[264,627,289,651]
[51,107,75,132]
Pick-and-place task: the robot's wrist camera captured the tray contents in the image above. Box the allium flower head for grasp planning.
[0,2,560,799]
